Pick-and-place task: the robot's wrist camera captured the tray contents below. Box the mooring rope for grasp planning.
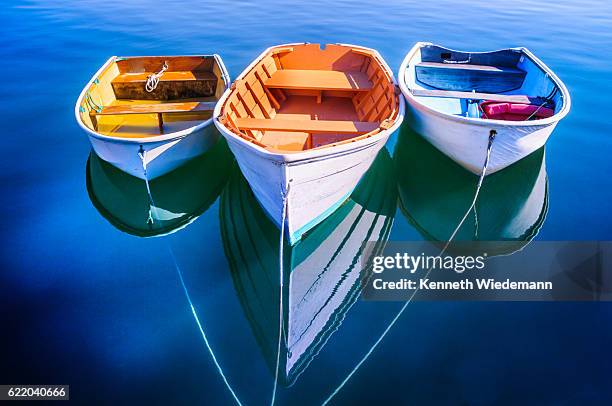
[270,181,290,406]
[137,150,243,406]
[170,247,244,406]
[446,130,495,243]
[137,147,154,200]
[321,130,497,406]
[145,61,168,93]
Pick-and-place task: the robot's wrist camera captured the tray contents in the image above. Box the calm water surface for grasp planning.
[1,0,612,404]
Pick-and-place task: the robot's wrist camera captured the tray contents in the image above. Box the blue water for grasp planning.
[2,0,612,404]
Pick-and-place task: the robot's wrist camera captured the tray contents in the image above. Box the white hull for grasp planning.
[406,103,557,174]
[399,42,571,175]
[215,44,404,244]
[86,124,219,180]
[222,131,396,245]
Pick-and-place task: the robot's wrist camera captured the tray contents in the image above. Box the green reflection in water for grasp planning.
[394,125,548,255]
[86,138,233,237]
[220,148,397,386]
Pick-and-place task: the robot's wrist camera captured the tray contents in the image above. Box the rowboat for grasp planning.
[220,149,396,385]
[76,55,230,179]
[394,126,548,256]
[214,43,404,245]
[398,42,570,175]
[86,138,232,237]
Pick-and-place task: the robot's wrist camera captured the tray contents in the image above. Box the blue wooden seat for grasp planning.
[415,62,526,93]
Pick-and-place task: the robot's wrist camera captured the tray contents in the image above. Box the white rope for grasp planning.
[270,181,290,406]
[137,150,243,406]
[145,61,168,93]
[446,130,495,243]
[321,131,497,406]
[171,246,244,406]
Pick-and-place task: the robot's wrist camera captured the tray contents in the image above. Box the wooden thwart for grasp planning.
[235,117,379,134]
[265,69,372,92]
[111,71,218,100]
[92,101,216,115]
[415,61,526,93]
[416,62,524,74]
[89,101,215,132]
[112,71,217,84]
[410,88,539,104]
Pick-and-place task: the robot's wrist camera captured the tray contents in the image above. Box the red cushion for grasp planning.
[481,101,554,120]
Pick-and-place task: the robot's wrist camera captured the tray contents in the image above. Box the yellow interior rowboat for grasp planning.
[76,55,229,179]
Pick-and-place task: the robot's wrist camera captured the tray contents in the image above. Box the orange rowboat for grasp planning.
[214,43,404,244]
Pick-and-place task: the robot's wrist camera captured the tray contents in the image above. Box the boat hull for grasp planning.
[406,102,557,174]
[222,132,394,245]
[86,124,219,180]
[399,42,570,175]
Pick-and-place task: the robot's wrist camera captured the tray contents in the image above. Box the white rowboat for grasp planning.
[214,43,404,245]
[398,42,570,175]
[76,55,230,179]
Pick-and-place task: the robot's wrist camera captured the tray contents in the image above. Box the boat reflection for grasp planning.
[220,149,397,386]
[394,125,548,255]
[86,138,233,237]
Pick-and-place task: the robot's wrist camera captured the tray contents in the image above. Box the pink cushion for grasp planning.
[481,101,554,120]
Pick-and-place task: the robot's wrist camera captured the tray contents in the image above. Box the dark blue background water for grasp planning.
[1,0,612,404]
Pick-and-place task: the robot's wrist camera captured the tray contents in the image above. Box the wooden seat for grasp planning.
[415,62,526,93]
[90,101,215,132]
[92,101,216,116]
[265,69,372,92]
[235,117,379,134]
[111,71,217,100]
[112,71,217,84]
[416,62,524,74]
[410,88,541,104]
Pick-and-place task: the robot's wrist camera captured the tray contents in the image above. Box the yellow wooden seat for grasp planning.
[111,70,218,100]
[89,101,215,132]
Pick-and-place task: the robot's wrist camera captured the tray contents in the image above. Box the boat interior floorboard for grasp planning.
[259,96,363,151]
[275,95,359,121]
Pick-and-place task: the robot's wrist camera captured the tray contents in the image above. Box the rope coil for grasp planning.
[145,61,169,93]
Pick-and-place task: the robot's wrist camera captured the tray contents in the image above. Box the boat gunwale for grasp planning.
[398,41,571,127]
[75,54,230,145]
[213,42,405,162]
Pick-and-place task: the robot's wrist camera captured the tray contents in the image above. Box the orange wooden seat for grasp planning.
[235,117,379,134]
[265,69,372,92]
